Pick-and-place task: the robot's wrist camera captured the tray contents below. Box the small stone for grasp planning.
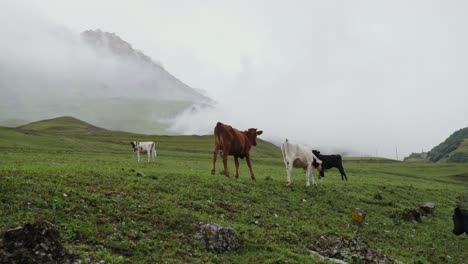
[40,242,49,251]
[419,202,435,215]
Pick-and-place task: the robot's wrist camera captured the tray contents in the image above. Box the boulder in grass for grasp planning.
[0,220,77,263]
[311,234,403,264]
[194,222,241,253]
[419,202,435,215]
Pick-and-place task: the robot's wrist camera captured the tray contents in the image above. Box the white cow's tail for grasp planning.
[281,139,289,168]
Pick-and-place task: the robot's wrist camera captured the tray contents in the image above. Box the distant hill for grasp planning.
[403,152,428,162]
[404,127,468,162]
[18,116,107,135]
[8,116,280,156]
[0,27,213,134]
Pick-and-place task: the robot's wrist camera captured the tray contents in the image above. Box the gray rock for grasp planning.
[419,202,435,215]
[194,222,241,254]
[312,235,404,264]
[0,220,77,263]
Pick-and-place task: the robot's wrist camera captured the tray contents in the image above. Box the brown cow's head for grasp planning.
[246,128,263,146]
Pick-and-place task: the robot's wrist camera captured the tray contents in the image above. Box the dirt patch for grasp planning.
[311,234,403,264]
[59,136,96,151]
[400,208,422,222]
[449,173,468,182]
[15,128,42,136]
[0,220,77,263]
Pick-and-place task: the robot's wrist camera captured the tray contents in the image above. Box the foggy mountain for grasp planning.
[0,27,212,134]
[81,29,212,103]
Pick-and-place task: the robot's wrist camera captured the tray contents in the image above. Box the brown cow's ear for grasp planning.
[257,130,263,135]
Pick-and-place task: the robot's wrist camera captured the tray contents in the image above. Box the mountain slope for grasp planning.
[0,26,213,134]
[427,127,468,162]
[405,127,468,162]
[81,29,212,103]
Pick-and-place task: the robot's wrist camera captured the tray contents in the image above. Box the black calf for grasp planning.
[312,150,348,181]
[453,207,468,235]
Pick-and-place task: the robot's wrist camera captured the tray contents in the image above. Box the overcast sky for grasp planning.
[3,0,468,159]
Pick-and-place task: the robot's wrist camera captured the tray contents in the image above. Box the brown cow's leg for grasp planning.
[222,146,230,177]
[246,154,256,181]
[234,156,240,179]
[211,145,219,175]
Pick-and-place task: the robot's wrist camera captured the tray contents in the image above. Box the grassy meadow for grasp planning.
[0,117,467,263]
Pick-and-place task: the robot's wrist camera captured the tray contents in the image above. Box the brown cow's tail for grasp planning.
[214,123,223,148]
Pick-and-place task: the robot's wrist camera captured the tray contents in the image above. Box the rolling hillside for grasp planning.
[405,127,468,162]
[18,116,108,134]
[1,117,467,263]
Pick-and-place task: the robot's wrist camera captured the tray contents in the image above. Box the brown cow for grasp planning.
[211,122,263,180]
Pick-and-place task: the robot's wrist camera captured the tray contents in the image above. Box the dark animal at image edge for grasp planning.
[312,150,348,181]
[211,122,263,180]
[453,207,468,235]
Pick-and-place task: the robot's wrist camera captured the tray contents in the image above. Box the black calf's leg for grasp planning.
[338,166,348,181]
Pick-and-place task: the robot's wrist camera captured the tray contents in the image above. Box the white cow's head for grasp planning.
[312,157,323,177]
[130,142,139,152]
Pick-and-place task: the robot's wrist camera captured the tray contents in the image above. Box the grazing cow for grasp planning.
[453,207,468,235]
[312,150,348,181]
[211,122,263,180]
[281,139,323,188]
[130,141,156,162]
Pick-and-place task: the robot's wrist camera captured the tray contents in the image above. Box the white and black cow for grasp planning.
[312,150,348,181]
[281,139,323,188]
[453,207,468,235]
[130,141,157,162]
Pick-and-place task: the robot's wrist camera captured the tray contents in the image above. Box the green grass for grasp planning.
[1,118,467,263]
